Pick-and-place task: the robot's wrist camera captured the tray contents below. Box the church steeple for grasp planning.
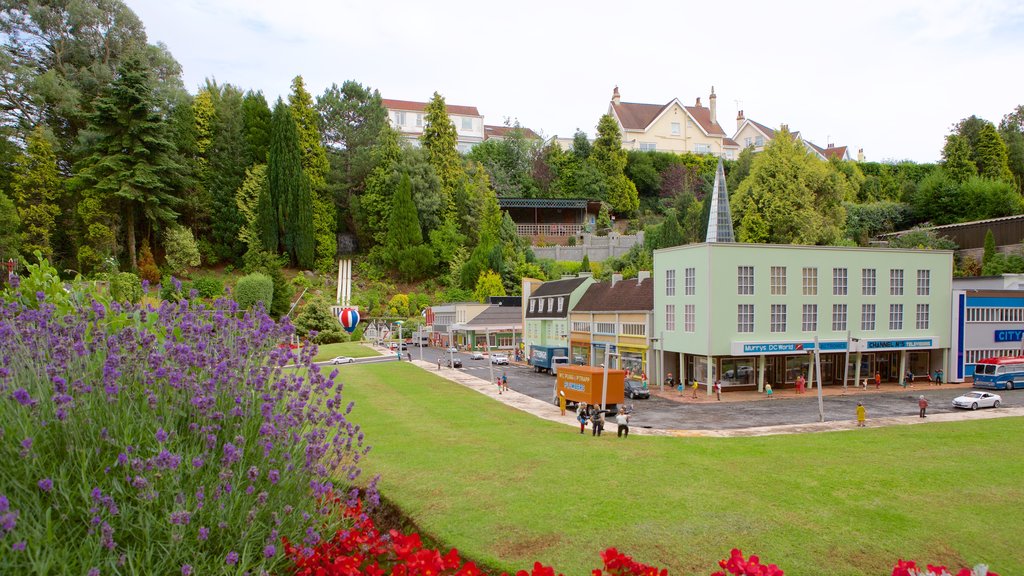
[705,158,735,243]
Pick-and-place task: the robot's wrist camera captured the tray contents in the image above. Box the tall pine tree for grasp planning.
[592,114,639,214]
[204,81,249,263]
[289,75,334,270]
[73,54,181,270]
[13,126,62,259]
[267,98,314,268]
[242,91,272,165]
[421,92,463,217]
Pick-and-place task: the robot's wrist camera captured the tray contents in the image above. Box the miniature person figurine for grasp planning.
[856,402,866,427]
[918,395,929,418]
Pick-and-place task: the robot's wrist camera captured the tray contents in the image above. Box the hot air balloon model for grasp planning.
[339,307,360,333]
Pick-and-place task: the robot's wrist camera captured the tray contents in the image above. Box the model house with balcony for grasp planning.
[607,86,739,159]
[653,243,954,393]
[449,298,523,353]
[382,98,485,153]
[522,275,596,359]
[427,302,490,348]
[732,112,851,160]
[950,274,1024,382]
[568,272,655,378]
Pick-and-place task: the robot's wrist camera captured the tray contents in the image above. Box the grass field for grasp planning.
[330,362,1024,576]
[312,341,381,362]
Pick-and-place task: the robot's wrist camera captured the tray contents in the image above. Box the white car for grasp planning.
[469,351,485,360]
[329,356,355,365]
[491,353,509,365]
[951,391,1002,410]
[446,347,458,354]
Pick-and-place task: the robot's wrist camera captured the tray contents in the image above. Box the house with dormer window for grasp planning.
[522,275,596,357]
[732,112,852,161]
[607,86,739,159]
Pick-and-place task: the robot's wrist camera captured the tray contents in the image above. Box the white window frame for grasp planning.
[916,303,930,329]
[862,268,876,296]
[738,304,754,333]
[861,304,876,331]
[665,269,676,296]
[802,304,817,332]
[890,269,904,296]
[738,266,754,295]
[461,117,473,131]
[833,268,848,296]
[770,304,787,333]
[684,304,695,333]
[832,303,847,331]
[694,143,712,154]
[802,267,817,296]
[557,298,564,313]
[639,142,656,151]
[684,268,695,296]
[547,298,554,313]
[394,111,406,126]
[671,122,681,136]
[771,266,787,295]
[889,304,903,330]
[415,113,423,128]
[529,299,535,313]
[917,270,930,296]
[666,304,676,332]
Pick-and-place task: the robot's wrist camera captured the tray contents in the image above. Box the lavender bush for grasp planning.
[0,258,373,574]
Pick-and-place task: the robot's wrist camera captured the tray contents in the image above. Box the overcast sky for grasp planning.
[125,0,1024,164]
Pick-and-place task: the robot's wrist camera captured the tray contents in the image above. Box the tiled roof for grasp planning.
[747,119,777,138]
[723,137,739,147]
[683,105,726,136]
[484,125,541,140]
[573,278,654,312]
[611,101,670,131]
[531,277,589,297]
[381,98,481,117]
[823,145,848,160]
[462,305,523,327]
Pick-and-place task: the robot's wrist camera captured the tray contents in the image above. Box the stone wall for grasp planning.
[532,232,644,262]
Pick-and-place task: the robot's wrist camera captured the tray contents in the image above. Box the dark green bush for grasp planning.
[234,272,274,311]
[313,329,347,345]
[109,272,143,304]
[192,277,225,299]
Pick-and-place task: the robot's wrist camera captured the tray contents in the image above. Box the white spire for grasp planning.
[705,158,735,243]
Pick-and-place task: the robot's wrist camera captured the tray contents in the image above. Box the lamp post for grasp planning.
[842,330,851,394]
[812,335,825,422]
[486,327,495,388]
[396,321,404,361]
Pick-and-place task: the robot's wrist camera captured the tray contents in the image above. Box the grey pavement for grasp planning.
[406,353,1024,437]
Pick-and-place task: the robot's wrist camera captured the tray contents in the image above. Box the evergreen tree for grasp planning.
[580,254,591,273]
[983,229,996,269]
[267,98,314,267]
[658,214,684,248]
[571,129,591,159]
[974,122,1013,181]
[289,76,335,270]
[386,174,423,255]
[204,82,248,263]
[591,114,639,214]
[242,90,272,165]
[12,126,61,259]
[941,134,975,183]
[473,270,506,303]
[0,190,21,261]
[998,105,1024,191]
[235,164,268,254]
[421,92,463,216]
[73,55,182,270]
[356,126,404,247]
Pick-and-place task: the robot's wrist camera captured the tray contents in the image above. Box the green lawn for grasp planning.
[312,341,380,361]
[331,363,1024,576]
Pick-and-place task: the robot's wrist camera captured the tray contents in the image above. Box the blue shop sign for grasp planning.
[865,339,932,350]
[741,341,848,354]
[995,330,1024,342]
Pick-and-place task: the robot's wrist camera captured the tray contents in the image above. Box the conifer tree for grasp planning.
[73,55,181,270]
[267,98,313,267]
[289,76,334,270]
[591,114,639,214]
[983,229,996,269]
[204,82,248,263]
[974,123,1014,181]
[942,134,975,183]
[13,126,62,259]
[386,174,423,254]
[242,91,272,165]
[421,92,464,216]
[357,126,404,246]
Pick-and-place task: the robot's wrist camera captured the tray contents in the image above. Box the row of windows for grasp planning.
[569,321,648,337]
[528,297,565,314]
[725,303,930,333]
[638,142,720,155]
[965,349,1023,364]
[965,307,1024,323]
[394,111,475,131]
[666,266,932,297]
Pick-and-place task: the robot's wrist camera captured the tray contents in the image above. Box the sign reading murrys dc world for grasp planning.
[733,338,934,355]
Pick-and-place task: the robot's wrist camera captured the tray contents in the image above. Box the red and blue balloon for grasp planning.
[339,308,360,333]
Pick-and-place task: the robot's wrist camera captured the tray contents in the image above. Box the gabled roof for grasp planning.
[683,104,726,136]
[610,101,671,131]
[484,125,541,140]
[723,137,739,148]
[531,277,589,297]
[462,304,523,327]
[823,145,849,160]
[573,278,654,312]
[381,98,481,117]
[745,119,776,139]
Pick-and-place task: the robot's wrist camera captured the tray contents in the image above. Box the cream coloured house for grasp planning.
[607,87,739,159]
[382,98,485,153]
[732,112,852,161]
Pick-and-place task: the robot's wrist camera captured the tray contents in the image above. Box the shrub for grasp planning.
[397,245,437,282]
[159,275,193,303]
[313,329,347,345]
[293,297,338,338]
[191,276,224,299]
[163,225,202,275]
[109,271,143,304]
[137,241,161,285]
[234,272,274,311]
[0,290,369,574]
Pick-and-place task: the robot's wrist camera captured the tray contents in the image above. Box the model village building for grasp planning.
[568,272,655,376]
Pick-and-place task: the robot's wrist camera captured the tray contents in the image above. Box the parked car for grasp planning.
[624,380,650,399]
[469,351,485,360]
[329,356,355,365]
[952,391,1001,410]
[491,353,509,365]
[446,347,458,354]
[447,357,463,369]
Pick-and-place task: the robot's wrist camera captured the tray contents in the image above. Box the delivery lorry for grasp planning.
[529,345,569,375]
[554,365,626,412]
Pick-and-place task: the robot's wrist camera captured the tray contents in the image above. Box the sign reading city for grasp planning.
[994,330,1024,343]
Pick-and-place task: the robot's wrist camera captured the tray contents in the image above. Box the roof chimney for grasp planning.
[611,273,623,286]
[612,86,620,105]
[857,148,865,162]
[736,109,745,133]
[709,86,717,124]
[637,271,650,284]
[780,123,789,133]
[695,97,702,108]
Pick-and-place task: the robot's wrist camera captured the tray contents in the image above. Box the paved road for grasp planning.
[457,359,1019,430]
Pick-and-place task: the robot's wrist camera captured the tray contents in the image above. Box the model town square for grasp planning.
[1,1,1023,575]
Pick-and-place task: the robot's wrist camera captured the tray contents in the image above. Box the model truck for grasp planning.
[529,345,569,374]
[554,365,626,412]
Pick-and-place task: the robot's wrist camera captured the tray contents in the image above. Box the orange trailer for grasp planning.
[555,365,626,410]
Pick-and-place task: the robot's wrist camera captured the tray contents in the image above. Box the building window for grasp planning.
[571,321,591,332]
[744,137,752,148]
[802,267,817,296]
[622,323,646,336]
[832,304,847,331]
[965,307,1024,323]
[394,111,406,126]
[861,304,876,331]
[833,268,848,296]
[595,322,616,335]
[770,304,787,333]
[557,298,564,312]
[694,143,711,154]
[917,270,930,296]
[738,304,754,333]
[665,269,676,296]
[671,122,681,135]
[684,268,695,295]
[666,305,676,331]
[415,114,423,127]
[684,304,695,333]
[529,299,535,313]
[802,304,817,332]
[461,117,473,131]
[916,304,930,329]
[639,142,656,151]
[889,304,903,330]
[890,269,904,296]
[862,268,876,296]
[547,298,554,313]
[755,135,765,147]
[771,266,787,295]
[738,266,754,295]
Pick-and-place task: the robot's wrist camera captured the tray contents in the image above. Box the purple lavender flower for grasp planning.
[198,526,209,541]
[169,510,191,525]
[263,544,276,558]
[191,457,204,469]
[88,569,100,576]
[268,469,280,485]
[37,478,53,493]
[247,466,259,481]
[154,449,181,470]
[0,494,8,514]
[155,428,168,443]
[222,442,241,466]
[225,551,238,565]
[12,540,26,551]
[12,387,32,406]
[181,565,192,576]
